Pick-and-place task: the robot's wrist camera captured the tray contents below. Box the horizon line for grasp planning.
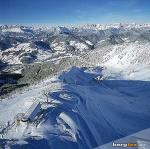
[1,22,150,27]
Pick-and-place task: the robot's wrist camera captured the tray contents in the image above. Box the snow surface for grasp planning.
[1,23,150,148]
[95,128,150,149]
[0,43,53,64]
[0,66,150,149]
[2,27,24,33]
[70,41,89,51]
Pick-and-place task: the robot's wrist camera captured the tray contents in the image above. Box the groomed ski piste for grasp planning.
[0,65,150,149]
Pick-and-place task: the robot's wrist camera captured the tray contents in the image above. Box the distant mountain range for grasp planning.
[0,23,150,67]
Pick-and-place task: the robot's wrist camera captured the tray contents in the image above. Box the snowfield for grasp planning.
[0,66,150,149]
[0,24,150,149]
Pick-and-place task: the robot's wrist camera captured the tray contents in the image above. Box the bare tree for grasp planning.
[42,90,49,103]
[42,90,56,105]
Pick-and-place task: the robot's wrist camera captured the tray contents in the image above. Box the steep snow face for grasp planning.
[0,67,150,149]
[59,66,102,84]
[103,42,150,69]
[81,41,150,70]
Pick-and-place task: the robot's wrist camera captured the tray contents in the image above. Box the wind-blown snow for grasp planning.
[0,66,150,149]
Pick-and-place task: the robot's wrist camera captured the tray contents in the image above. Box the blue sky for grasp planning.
[0,0,150,25]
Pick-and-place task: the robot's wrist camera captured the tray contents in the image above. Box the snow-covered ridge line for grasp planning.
[1,22,150,66]
[1,23,150,32]
[70,23,150,30]
[1,66,150,148]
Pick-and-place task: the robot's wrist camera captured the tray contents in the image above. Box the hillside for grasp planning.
[0,24,150,149]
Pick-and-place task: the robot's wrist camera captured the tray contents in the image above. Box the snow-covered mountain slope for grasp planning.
[82,41,150,70]
[1,24,150,149]
[0,23,150,65]
[0,25,94,64]
[0,42,53,64]
[0,66,150,149]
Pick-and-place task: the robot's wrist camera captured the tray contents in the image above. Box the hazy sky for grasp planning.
[0,0,150,25]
